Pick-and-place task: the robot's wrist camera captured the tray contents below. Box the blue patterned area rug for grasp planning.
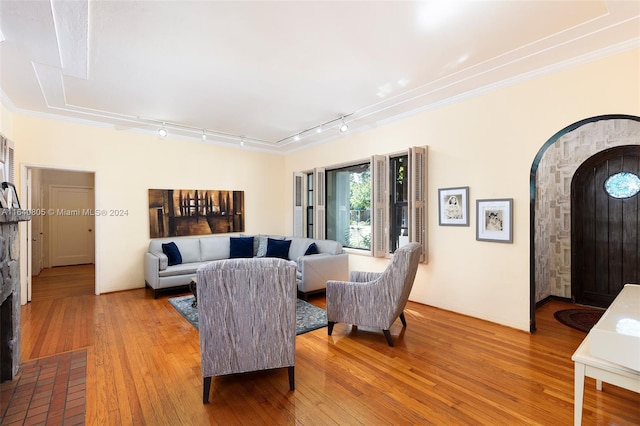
[168,295,327,335]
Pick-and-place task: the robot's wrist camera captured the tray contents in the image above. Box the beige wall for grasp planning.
[286,48,640,331]
[3,48,639,331]
[11,117,287,297]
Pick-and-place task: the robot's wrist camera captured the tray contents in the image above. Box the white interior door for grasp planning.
[49,185,95,266]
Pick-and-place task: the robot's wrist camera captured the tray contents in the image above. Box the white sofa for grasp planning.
[144,234,349,299]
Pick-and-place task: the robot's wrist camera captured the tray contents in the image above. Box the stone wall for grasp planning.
[0,209,30,380]
[534,118,640,302]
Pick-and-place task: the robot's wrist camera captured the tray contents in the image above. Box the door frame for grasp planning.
[529,114,640,332]
[20,164,100,304]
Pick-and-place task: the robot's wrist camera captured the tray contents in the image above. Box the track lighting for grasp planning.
[144,111,354,147]
[339,118,349,133]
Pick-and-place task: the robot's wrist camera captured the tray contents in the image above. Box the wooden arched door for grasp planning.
[571,145,640,307]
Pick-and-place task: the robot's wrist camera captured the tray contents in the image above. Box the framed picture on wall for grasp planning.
[438,186,469,226]
[476,198,513,243]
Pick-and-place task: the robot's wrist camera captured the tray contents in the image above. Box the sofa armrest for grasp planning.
[144,252,167,288]
[297,253,349,293]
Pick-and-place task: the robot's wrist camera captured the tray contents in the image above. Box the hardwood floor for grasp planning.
[20,267,639,425]
[31,264,95,301]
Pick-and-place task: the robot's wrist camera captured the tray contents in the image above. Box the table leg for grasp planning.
[190,280,197,308]
[574,362,586,426]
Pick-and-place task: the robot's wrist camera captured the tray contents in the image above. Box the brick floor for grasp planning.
[0,349,86,425]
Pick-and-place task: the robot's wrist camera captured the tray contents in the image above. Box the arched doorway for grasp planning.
[529,115,640,332]
[571,146,640,307]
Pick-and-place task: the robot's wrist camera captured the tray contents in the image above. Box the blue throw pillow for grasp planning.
[265,238,291,260]
[230,236,254,258]
[162,242,182,266]
[304,242,319,256]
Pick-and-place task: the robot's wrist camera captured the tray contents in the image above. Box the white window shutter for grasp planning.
[371,155,388,257]
[314,168,326,240]
[409,146,428,263]
[293,172,303,237]
[7,144,14,183]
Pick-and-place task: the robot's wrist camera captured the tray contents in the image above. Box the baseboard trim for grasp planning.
[536,295,572,309]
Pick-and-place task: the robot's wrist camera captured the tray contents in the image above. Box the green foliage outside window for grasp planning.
[348,169,371,249]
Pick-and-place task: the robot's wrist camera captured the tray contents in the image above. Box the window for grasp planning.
[389,155,408,252]
[326,163,371,250]
[306,172,314,237]
[604,172,640,199]
[293,146,427,262]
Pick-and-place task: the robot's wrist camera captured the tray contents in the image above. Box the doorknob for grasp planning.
[88,229,92,232]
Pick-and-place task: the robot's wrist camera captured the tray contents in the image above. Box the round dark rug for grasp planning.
[554,309,605,333]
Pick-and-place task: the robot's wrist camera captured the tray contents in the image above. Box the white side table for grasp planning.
[572,335,640,425]
[571,284,640,425]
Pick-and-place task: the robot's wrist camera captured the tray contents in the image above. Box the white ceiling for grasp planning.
[0,1,639,153]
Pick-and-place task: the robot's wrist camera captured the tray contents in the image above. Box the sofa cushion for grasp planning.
[304,242,319,256]
[314,239,343,255]
[173,238,202,263]
[200,236,230,261]
[162,242,182,266]
[256,234,285,257]
[158,262,204,278]
[288,238,312,259]
[230,236,254,258]
[265,238,291,259]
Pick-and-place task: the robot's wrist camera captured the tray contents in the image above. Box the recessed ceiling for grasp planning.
[0,1,638,153]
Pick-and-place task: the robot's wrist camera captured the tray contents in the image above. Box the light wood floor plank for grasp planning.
[21,266,640,425]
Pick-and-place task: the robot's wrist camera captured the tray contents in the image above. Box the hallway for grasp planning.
[31,265,95,301]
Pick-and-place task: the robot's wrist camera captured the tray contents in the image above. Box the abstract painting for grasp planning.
[148,189,244,238]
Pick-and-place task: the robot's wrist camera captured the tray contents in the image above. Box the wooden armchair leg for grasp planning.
[328,321,335,335]
[203,376,212,404]
[399,312,407,327]
[383,330,394,347]
[288,366,295,391]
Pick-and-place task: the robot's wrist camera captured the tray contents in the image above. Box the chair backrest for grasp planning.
[197,257,297,378]
[381,242,422,321]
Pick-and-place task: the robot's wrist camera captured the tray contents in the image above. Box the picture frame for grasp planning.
[2,182,20,209]
[438,186,469,226]
[476,198,513,243]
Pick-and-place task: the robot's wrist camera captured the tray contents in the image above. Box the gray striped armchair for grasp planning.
[197,257,297,403]
[326,242,422,347]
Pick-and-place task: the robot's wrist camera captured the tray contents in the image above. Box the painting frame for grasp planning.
[476,198,513,243]
[148,188,245,238]
[438,186,469,226]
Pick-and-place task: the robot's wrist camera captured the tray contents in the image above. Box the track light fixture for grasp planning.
[339,118,349,133]
[144,111,355,147]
